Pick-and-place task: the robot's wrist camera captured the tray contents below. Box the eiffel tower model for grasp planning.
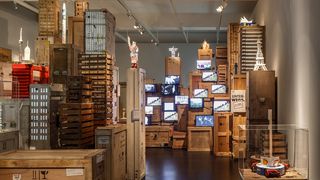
[253,39,268,71]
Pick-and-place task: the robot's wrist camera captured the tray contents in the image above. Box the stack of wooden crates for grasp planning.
[59,76,94,148]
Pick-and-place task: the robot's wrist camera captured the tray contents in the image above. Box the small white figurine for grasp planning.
[169,46,178,57]
[24,41,30,61]
[240,16,254,26]
[253,39,267,71]
[202,40,210,50]
[18,27,23,62]
[127,36,139,68]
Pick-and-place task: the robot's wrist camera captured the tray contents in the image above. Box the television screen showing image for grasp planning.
[175,95,189,105]
[165,76,180,85]
[189,98,204,109]
[195,115,214,127]
[163,111,178,121]
[145,106,153,115]
[147,97,161,106]
[161,84,178,96]
[145,84,156,93]
[194,89,208,98]
[202,71,217,82]
[212,85,227,94]
[163,102,175,111]
[145,115,151,125]
[213,100,231,112]
[197,60,211,70]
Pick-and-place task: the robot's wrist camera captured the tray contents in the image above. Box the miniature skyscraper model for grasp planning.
[18,28,23,62]
[169,46,178,57]
[128,36,139,68]
[126,68,146,180]
[253,39,267,71]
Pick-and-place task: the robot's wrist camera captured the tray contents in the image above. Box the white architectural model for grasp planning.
[169,46,178,57]
[253,39,268,71]
[18,27,23,62]
[240,16,254,26]
[128,36,139,68]
[62,2,67,44]
[24,41,30,61]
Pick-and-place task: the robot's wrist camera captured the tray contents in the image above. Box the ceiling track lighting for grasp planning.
[216,0,228,13]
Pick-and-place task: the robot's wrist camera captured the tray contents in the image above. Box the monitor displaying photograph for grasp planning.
[163,102,175,111]
[202,71,217,82]
[165,76,180,85]
[213,100,231,112]
[197,60,211,70]
[145,106,153,115]
[195,115,214,127]
[145,84,156,93]
[212,85,227,94]
[161,84,178,96]
[163,111,178,121]
[189,98,204,109]
[145,115,151,125]
[194,89,208,98]
[147,97,161,106]
[175,95,189,105]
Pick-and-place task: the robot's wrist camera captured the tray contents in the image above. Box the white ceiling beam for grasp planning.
[115,31,128,43]
[13,0,38,13]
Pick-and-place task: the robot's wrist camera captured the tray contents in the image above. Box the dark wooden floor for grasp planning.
[146,148,240,180]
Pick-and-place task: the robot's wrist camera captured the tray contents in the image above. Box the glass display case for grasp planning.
[238,124,308,179]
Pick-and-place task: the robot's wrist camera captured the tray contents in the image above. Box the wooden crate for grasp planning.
[35,36,50,65]
[198,49,213,60]
[95,124,127,180]
[179,87,189,96]
[216,46,227,58]
[165,57,181,76]
[68,16,84,52]
[0,149,106,180]
[67,76,93,103]
[187,126,213,152]
[231,74,246,90]
[0,47,11,62]
[172,131,187,149]
[188,100,212,126]
[233,115,246,141]
[50,44,80,84]
[38,0,60,36]
[177,105,188,131]
[189,70,202,97]
[228,23,240,75]
[75,1,89,17]
[232,140,246,158]
[217,65,227,84]
[214,113,232,156]
[145,126,172,147]
[247,71,276,122]
[0,131,19,153]
[151,106,161,123]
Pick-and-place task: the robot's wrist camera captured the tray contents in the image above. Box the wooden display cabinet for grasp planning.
[214,112,232,157]
[187,126,213,152]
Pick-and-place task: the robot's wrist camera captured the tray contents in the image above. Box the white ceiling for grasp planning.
[2,0,258,43]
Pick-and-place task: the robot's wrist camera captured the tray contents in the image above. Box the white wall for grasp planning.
[253,0,320,179]
[0,2,38,60]
[115,43,220,87]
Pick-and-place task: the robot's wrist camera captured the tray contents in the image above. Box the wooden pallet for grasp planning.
[260,132,288,159]
[218,65,227,84]
[214,113,232,156]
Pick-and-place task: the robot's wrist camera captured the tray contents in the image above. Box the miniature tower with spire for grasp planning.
[253,39,267,71]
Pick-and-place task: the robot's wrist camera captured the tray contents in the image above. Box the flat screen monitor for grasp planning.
[147,97,161,106]
[189,98,204,109]
[202,71,217,82]
[145,84,156,93]
[161,84,178,96]
[197,60,211,70]
[212,85,227,94]
[145,106,153,115]
[165,76,180,85]
[213,100,231,112]
[145,115,151,125]
[163,102,175,111]
[163,111,178,121]
[194,89,208,98]
[195,115,214,127]
[175,95,189,105]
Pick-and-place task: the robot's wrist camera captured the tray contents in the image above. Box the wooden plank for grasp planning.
[0,47,12,62]
[233,115,246,140]
[198,49,213,60]
[214,113,231,156]
[232,74,246,90]
[187,127,213,152]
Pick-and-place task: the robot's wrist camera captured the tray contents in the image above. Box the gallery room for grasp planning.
[0,0,319,179]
